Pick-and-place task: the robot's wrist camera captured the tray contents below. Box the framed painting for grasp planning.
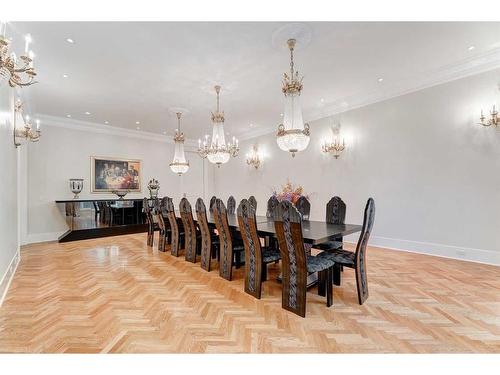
[90,156,142,193]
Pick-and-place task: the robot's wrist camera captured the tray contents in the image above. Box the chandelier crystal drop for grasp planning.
[169,112,190,176]
[0,24,38,88]
[276,38,310,157]
[197,85,239,167]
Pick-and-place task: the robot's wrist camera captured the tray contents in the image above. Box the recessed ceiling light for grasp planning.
[63,74,68,78]
[468,45,475,51]
[135,121,140,125]
[320,98,325,103]
[104,121,109,124]
[85,111,91,115]
[249,123,254,128]
[66,38,74,44]
[378,78,384,82]
[66,114,71,118]
[136,126,141,130]
[280,113,283,117]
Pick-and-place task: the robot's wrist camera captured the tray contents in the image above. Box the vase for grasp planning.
[69,178,83,199]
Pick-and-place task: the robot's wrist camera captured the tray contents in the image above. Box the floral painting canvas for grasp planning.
[91,157,141,192]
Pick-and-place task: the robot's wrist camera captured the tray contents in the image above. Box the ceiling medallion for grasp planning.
[0,24,37,88]
[169,112,190,176]
[276,38,310,157]
[197,85,239,167]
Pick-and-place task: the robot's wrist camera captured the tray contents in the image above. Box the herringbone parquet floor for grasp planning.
[0,234,499,353]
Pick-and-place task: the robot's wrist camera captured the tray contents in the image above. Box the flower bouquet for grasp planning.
[272,180,309,205]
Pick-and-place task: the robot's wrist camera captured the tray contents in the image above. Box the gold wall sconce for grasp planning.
[478,105,498,127]
[14,100,40,147]
[246,145,261,169]
[322,137,345,159]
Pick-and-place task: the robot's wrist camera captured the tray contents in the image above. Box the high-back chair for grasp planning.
[212,199,244,281]
[227,196,236,214]
[195,198,218,271]
[143,197,155,247]
[165,197,183,257]
[179,198,198,263]
[273,200,335,317]
[237,199,280,299]
[295,196,311,220]
[319,198,375,305]
[248,196,257,210]
[154,198,167,252]
[266,196,279,218]
[317,196,347,252]
[209,196,217,212]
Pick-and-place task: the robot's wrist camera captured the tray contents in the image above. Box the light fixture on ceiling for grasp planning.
[0,25,37,88]
[468,46,475,51]
[135,121,140,125]
[478,105,498,127]
[378,78,384,82]
[169,112,190,176]
[13,99,41,147]
[104,121,109,124]
[66,114,71,118]
[85,111,91,115]
[276,38,310,157]
[246,145,261,169]
[322,137,346,159]
[63,74,68,78]
[66,38,74,44]
[197,85,239,167]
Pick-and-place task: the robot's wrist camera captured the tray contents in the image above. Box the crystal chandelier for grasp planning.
[197,85,239,167]
[169,112,190,176]
[0,23,37,88]
[276,38,310,157]
[13,99,41,147]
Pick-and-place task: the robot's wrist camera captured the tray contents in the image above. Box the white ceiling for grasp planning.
[8,21,500,140]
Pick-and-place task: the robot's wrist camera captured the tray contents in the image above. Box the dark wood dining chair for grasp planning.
[209,196,217,212]
[165,197,184,257]
[179,198,199,263]
[266,196,279,218]
[237,199,280,299]
[143,198,156,247]
[248,196,257,210]
[317,196,346,252]
[227,196,236,214]
[319,198,375,305]
[212,199,245,281]
[273,200,334,317]
[92,201,101,222]
[195,198,219,271]
[295,196,311,220]
[154,198,168,252]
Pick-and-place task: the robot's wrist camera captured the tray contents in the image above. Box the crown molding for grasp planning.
[37,114,200,147]
[239,47,500,141]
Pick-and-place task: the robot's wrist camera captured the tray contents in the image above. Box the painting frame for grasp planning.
[90,156,142,193]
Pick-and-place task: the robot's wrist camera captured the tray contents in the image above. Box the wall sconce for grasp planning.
[322,137,345,159]
[14,99,40,147]
[246,145,261,169]
[478,105,498,127]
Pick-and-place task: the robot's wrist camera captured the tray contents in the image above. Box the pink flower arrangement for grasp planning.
[272,180,309,205]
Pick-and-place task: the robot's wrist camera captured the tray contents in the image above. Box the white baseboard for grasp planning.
[358,235,499,266]
[0,248,21,307]
[26,231,64,244]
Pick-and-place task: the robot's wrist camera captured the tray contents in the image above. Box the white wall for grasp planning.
[214,69,500,265]
[0,86,20,305]
[25,123,211,243]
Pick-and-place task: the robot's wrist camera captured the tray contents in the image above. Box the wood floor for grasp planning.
[0,234,499,353]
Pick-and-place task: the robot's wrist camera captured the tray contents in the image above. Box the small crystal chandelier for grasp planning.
[276,38,310,157]
[169,112,190,176]
[13,99,40,147]
[246,145,261,169]
[478,105,499,127]
[197,85,239,167]
[0,23,37,88]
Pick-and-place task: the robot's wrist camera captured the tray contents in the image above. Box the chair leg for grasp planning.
[326,267,333,307]
[317,270,326,297]
[333,264,342,286]
[261,262,268,282]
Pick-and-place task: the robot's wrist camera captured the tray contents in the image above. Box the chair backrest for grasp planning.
[354,198,375,304]
[195,198,212,271]
[153,197,165,231]
[237,199,263,298]
[295,196,311,220]
[179,198,197,262]
[273,200,308,317]
[209,196,217,212]
[142,198,152,225]
[248,196,257,210]
[227,196,236,214]
[213,199,233,280]
[165,197,180,256]
[326,196,346,225]
[266,195,279,218]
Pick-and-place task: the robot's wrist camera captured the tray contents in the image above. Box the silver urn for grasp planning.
[69,178,84,199]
